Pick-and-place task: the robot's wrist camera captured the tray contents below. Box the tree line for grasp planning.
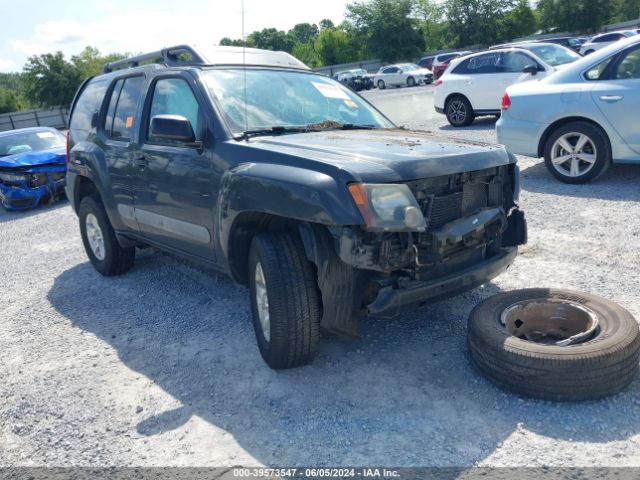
[1,0,639,113]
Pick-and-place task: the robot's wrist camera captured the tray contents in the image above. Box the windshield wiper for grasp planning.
[234,126,307,140]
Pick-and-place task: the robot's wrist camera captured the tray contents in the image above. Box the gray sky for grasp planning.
[0,0,348,72]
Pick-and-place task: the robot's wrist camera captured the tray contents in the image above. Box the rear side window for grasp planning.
[104,76,145,141]
[69,78,110,131]
[453,53,501,74]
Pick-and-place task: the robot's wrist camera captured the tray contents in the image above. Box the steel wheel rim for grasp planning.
[550,132,597,178]
[254,262,270,342]
[85,213,105,261]
[448,100,466,124]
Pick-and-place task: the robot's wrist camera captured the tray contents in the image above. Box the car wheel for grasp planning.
[377,79,385,90]
[468,289,640,401]
[248,232,321,369]
[407,76,416,87]
[544,121,611,184]
[79,194,135,276]
[445,95,474,127]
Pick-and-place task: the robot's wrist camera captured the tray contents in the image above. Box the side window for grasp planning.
[69,78,109,131]
[584,57,613,80]
[500,52,536,73]
[107,76,145,141]
[615,47,640,80]
[103,79,124,135]
[147,78,201,145]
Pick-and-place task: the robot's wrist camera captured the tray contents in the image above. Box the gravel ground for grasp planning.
[1,85,640,468]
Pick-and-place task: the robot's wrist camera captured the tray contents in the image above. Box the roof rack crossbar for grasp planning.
[102,45,206,73]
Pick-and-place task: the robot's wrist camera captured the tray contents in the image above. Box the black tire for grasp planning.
[543,121,611,184]
[407,76,416,87]
[78,194,135,276]
[445,95,475,127]
[377,79,386,90]
[468,289,640,401]
[248,232,321,369]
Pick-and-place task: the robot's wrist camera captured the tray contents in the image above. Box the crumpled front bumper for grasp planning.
[0,168,66,211]
[367,247,518,318]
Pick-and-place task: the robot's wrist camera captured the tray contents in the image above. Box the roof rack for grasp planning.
[102,45,206,73]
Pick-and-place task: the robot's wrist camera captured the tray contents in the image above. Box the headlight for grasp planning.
[0,173,27,184]
[348,183,426,232]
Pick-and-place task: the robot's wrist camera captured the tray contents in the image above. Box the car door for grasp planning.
[499,50,546,88]
[591,44,640,154]
[134,73,217,261]
[383,67,400,85]
[99,75,146,232]
[460,52,504,111]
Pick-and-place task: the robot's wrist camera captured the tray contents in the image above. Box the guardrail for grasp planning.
[0,106,69,132]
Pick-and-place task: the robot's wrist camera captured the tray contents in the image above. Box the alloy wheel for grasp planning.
[550,132,597,178]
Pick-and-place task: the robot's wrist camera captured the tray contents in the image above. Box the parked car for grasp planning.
[373,63,433,89]
[433,51,472,79]
[66,45,526,369]
[435,43,581,127]
[418,55,435,70]
[0,127,67,210]
[537,37,585,53]
[580,30,637,55]
[498,35,640,184]
[333,69,374,91]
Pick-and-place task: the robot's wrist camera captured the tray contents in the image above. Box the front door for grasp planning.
[134,74,217,261]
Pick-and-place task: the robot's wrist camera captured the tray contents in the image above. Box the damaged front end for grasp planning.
[0,155,67,211]
[316,164,526,335]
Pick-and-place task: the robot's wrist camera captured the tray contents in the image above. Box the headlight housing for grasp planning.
[0,173,28,185]
[348,183,426,232]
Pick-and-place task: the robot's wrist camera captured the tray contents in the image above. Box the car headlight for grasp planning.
[348,183,426,232]
[0,173,27,184]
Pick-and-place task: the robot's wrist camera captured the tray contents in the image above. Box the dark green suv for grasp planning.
[66,45,526,369]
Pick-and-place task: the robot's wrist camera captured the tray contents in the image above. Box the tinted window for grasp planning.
[595,34,620,43]
[584,58,613,80]
[438,54,457,63]
[615,47,640,79]
[147,78,201,144]
[454,53,501,74]
[383,67,399,74]
[69,78,109,131]
[110,76,145,141]
[103,79,123,135]
[500,52,535,72]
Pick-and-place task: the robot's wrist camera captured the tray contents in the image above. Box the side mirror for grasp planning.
[522,64,538,75]
[150,115,196,143]
[397,69,403,74]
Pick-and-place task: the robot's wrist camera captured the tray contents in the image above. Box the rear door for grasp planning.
[456,52,504,111]
[591,44,640,154]
[134,73,217,260]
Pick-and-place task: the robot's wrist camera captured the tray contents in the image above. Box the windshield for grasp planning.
[0,129,65,157]
[202,69,393,136]
[526,44,580,67]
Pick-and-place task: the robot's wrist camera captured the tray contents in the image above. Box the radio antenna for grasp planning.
[241,0,248,136]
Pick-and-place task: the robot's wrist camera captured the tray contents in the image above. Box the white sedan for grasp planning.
[373,63,433,89]
[579,30,637,55]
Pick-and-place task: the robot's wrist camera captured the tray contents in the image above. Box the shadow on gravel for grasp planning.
[48,253,640,466]
[438,117,497,132]
[0,197,69,224]
[521,161,640,201]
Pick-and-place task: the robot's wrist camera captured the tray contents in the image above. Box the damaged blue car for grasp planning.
[0,127,67,211]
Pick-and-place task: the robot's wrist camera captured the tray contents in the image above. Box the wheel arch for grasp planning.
[73,175,99,211]
[537,116,611,158]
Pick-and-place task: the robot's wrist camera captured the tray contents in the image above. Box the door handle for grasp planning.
[135,155,148,170]
[599,95,623,102]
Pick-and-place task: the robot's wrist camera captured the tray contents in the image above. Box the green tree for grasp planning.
[414,0,451,50]
[319,19,335,30]
[23,51,81,107]
[292,42,322,67]
[71,46,126,80]
[314,28,356,65]
[536,0,615,33]
[247,28,294,52]
[219,37,247,46]
[0,86,23,114]
[288,23,319,44]
[346,0,424,62]
[446,0,524,46]
[500,0,538,40]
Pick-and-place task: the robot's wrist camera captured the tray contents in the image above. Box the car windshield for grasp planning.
[526,44,580,66]
[0,129,65,157]
[202,69,393,136]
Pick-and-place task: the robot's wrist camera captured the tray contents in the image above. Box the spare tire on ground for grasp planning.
[468,289,640,401]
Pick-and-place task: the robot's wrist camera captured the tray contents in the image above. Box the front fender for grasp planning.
[217,162,364,254]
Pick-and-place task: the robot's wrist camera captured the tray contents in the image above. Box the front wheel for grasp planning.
[377,79,386,90]
[79,194,135,276]
[248,232,321,369]
[445,95,474,127]
[543,122,611,184]
[407,76,416,87]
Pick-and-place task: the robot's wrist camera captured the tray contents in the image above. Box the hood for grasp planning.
[0,146,66,169]
[240,129,513,183]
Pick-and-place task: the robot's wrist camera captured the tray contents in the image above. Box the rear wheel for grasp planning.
[248,232,321,369]
[445,95,474,127]
[79,194,135,276]
[377,79,386,90]
[543,121,611,184]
